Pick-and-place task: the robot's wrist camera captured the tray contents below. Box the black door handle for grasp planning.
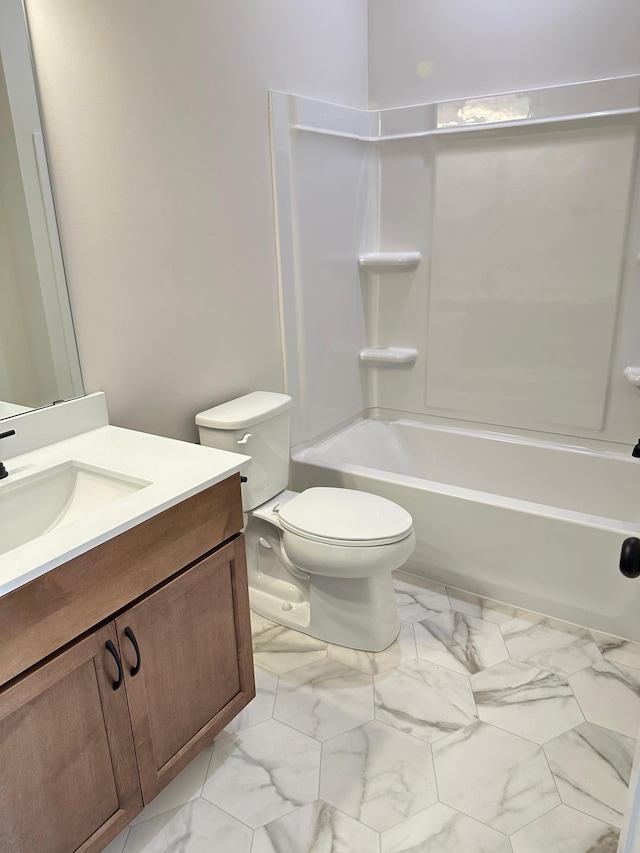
[620,537,640,578]
[124,626,141,676]
[105,640,123,690]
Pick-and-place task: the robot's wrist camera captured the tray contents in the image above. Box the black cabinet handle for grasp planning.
[124,626,141,676]
[105,640,123,690]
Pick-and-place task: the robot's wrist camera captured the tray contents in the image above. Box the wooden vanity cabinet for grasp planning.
[0,623,141,853]
[116,537,253,803]
[0,476,254,853]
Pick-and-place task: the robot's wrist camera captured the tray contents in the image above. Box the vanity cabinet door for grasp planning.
[117,535,255,803]
[0,623,142,853]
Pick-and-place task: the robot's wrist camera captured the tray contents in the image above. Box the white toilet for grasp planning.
[196,392,415,651]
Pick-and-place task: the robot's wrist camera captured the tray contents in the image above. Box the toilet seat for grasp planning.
[278,487,413,547]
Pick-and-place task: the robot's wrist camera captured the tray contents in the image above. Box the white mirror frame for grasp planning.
[0,0,83,418]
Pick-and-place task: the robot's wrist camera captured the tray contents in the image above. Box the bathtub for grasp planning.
[291,417,640,640]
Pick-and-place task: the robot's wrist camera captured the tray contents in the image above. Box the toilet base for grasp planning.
[245,510,404,652]
[249,571,400,652]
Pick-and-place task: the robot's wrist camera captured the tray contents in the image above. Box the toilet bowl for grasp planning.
[196,392,415,651]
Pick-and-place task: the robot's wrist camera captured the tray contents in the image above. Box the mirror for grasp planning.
[0,0,83,420]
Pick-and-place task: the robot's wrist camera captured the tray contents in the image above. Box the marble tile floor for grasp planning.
[106,571,640,853]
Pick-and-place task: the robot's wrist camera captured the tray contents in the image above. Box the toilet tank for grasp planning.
[196,392,292,511]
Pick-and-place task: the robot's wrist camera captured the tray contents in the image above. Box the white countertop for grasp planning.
[0,425,250,598]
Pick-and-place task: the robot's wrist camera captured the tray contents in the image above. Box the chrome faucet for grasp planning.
[0,429,16,479]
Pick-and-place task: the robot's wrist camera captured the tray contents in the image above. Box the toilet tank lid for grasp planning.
[196,392,292,430]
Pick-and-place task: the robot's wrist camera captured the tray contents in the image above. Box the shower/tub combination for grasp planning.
[270,73,640,642]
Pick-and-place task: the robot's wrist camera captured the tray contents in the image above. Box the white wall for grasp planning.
[369,0,640,107]
[25,0,368,441]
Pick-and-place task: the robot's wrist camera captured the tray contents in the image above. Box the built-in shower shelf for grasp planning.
[358,252,422,272]
[359,347,418,366]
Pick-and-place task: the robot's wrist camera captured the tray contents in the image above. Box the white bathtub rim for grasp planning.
[293,410,635,458]
[292,454,638,536]
[370,407,634,456]
[295,414,635,463]
[390,417,633,461]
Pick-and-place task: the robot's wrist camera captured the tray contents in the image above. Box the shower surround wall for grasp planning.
[271,94,376,444]
[378,122,637,443]
[272,77,640,451]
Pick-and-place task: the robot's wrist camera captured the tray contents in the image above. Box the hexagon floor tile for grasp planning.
[122,799,252,853]
[320,720,437,831]
[374,657,477,743]
[251,612,327,675]
[381,802,512,853]
[130,743,212,826]
[500,613,602,676]
[414,609,509,675]
[252,800,380,853]
[591,630,640,670]
[470,659,584,743]
[274,657,374,741]
[393,572,451,622]
[114,589,640,851]
[569,660,640,738]
[432,721,560,833]
[510,804,619,853]
[544,721,635,827]
[202,719,321,828]
[328,620,417,675]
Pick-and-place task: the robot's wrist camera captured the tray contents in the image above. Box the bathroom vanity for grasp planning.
[0,409,254,853]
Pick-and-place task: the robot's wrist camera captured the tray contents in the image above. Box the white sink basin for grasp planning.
[0,423,248,598]
[0,461,150,557]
